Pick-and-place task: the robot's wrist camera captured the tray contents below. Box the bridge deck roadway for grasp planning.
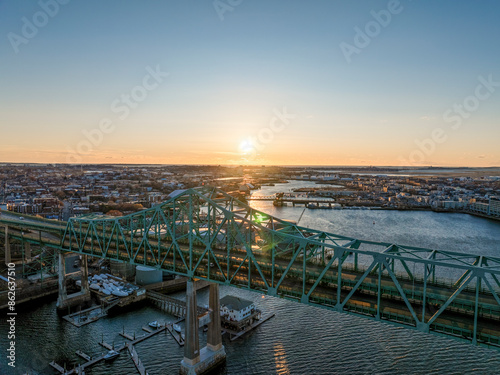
[4,225,499,313]
[2,224,499,347]
[3,225,499,310]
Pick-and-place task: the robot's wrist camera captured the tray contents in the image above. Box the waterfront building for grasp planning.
[219,295,262,333]
[489,197,500,217]
[468,201,490,215]
[220,295,255,322]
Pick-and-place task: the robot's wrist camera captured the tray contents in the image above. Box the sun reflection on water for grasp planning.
[273,342,290,375]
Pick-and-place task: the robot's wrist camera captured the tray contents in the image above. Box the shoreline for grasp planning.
[273,203,500,222]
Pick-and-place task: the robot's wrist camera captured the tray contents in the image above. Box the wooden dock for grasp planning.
[225,313,275,341]
[120,331,135,340]
[128,344,149,375]
[166,325,185,346]
[52,325,169,374]
[98,340,117,351]
[49,321,183,374]
[62,299,120,327]
[49,361,66,373]
[62,305,105,327]
[75,350,91,361]
[50,353,105,375]
[133,325,167,345]
[50,310,270,375]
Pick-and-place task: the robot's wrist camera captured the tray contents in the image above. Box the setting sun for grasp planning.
[239,139,255,155]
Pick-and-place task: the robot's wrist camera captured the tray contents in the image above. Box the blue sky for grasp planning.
[1,0,499,166]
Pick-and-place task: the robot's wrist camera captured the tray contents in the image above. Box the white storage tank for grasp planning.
[135,266,162,285]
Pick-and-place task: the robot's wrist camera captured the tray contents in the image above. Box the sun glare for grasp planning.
[239,139,255,154]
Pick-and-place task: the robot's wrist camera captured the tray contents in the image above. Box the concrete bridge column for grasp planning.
[24,242,31,262]
[57,252,91,311]
[180,281,226,375]
[181,280,200,370]
[56,252,67,309]
[207,283,223,352]
[4,226,11,265]
[81,255,89,293]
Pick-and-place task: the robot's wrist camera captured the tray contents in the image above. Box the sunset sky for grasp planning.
[1,1,499,166]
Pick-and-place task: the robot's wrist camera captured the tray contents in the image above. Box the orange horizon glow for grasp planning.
[0,149,498,168]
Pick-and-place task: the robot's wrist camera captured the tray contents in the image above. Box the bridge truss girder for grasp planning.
[13,187,500,349]
[0,226,58,280]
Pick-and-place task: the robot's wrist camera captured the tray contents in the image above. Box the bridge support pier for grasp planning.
[182,280,200,368]
[207,283,223,351]
[81,255,89,293]
[56,252,67,309]
[180,281,226,375]
[24,242,31,262]
[4,226,11,265]
[56,252,91,311]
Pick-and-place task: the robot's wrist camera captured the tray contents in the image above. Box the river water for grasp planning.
[1,181,500,375]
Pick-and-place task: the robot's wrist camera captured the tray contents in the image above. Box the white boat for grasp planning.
[111,289,128,297]
[148,321,161,328]
[103,350,119,361]
[173,324,182,333]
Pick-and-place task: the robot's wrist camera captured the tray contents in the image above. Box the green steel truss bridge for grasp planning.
[1,187,500,350]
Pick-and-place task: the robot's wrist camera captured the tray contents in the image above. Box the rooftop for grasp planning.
[220,295,254,311]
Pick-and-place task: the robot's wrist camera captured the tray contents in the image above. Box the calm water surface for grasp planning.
[1,181,500,374]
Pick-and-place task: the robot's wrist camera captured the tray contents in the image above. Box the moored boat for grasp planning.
[148,321,161,328]
[111,289,128,297]
[103,350,119,361]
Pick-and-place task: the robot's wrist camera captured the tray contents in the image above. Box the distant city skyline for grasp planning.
[1,1,499,167]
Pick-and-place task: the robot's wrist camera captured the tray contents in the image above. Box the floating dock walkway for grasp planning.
[62,299,120,327]
[224,313,275,341]
[120,329,135,341]
[166,324,185,346]
[50,323,168,374]
[128,344,149,375]
[75,350,91,361]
